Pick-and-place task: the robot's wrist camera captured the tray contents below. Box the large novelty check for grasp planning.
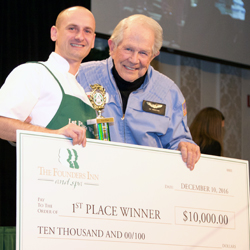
[16,130,249,250]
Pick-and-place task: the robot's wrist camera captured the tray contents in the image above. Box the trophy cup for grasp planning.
[87,84,114,141]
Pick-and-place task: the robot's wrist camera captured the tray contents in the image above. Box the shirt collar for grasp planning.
[48,52,70,74]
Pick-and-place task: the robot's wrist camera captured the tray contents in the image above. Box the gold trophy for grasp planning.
[87,84,114,141]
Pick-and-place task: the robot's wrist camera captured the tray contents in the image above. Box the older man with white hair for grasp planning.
[78,14,200,170]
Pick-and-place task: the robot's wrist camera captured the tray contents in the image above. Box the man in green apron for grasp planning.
[0,8,97,246]
[0,6,96,146]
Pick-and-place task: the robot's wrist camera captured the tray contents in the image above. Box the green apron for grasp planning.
[34,62,96,138]
[1,63,97,250]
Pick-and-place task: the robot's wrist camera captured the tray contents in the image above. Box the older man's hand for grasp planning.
[178,142,201,171]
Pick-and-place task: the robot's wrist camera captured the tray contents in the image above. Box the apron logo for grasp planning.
[59,148,79,169]
[68,118,85,128]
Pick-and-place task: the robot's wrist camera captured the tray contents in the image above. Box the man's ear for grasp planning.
[108,39,115,55]
[152,51,160,60]
[91,33,96,49]
[50,26,58,42]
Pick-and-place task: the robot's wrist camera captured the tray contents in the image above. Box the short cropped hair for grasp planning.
[55,6,91,28]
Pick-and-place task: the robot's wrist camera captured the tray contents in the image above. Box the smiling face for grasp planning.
[108,23,159,82]
[51,7,96,66]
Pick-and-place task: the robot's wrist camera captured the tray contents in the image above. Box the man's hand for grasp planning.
[57,123,87,147]
[24,116,87,147]
[178,142,201,171]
